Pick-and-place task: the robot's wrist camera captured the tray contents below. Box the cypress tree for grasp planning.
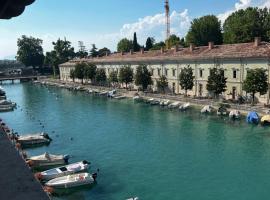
[132,32,140,52]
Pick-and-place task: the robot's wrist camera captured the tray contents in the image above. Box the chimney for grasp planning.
[208,42,214,50]
[161,46,165,53]
[254,37,261,47]
[174,45,179,53]
[190,43,195,52]
[140,48,144,54]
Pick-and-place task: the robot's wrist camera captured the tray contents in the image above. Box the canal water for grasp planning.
[2,82,270,200]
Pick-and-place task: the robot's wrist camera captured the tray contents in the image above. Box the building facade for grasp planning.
[59,38,270,103]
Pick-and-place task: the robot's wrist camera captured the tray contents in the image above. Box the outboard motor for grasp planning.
[92,173,98,181]
[63,155,70,164]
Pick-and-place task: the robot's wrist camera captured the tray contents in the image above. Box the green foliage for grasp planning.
[45,38,75,77]
[157,75,168,94]
[186,15,223,46]
[16,35,44,71]
[84,64,97,82]
[95,68,107,85]
[206,68,227,98]
[132,32,141,52]
[243,68,268,104]
[165,34,180,49]
[119,66,134,88]
[98,47,111,57]
[69,69,75,82]
[90,44,98,57]
[109,71,118,85]
[223,7,270,44]
[150,41,166,50]
[134,65,153,91]
[179,67,194,96]
[74,62,87,84]
[117,38,133,52]
[145,37,155,51]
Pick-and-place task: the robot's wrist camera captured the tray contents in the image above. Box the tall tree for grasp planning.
[74,62,86,84]
[132,32,140,52]
[70,69,75,82]
[16,35,44,72]
[206,68,227,98]
[117,38,133,52]
[98,47,111,57]
[179,67,194,96]
[84,64,97,83]
[165,34,181,49]
[145,37,155,51]
[156,75,168,94]
[119,66,134,89]
[90,44,98,57]
[223,7,270,43]
[243,68,268,104]
[186,15,223,46]
[76,41,88,58]
[45,38,75,77]
[134,65,153,91]
[109,71,118,87]
[95,68,107,85]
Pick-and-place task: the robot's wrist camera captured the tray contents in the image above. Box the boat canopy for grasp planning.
[246,111,259,124]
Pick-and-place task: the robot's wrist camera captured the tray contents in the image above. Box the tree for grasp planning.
[16,35,44,72]
[90,44,98,57]
[132,32,140,52]
[84,64,97,83]
[156,75,168,94]
[145,37,155,51]
[74,63,86,84]
[206,68,227,98]
[117,38,133,52]
[186,15,223,46]
[109,71,118,86]
[134,65,153,91]
[150,41,166,50]
[98,47,111,57]
[179,67,194,96]
[45,38,75,77]
[165,34,181,49]
[243,68,268,104]
[119,66,134,89]
[223,7,270,44]
[76,41,88,58]
[95,68,107,85]
[70,69,75,82]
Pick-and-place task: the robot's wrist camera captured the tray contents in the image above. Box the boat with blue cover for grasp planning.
[246,111,259,124]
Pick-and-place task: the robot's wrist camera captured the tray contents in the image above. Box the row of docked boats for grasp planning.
[0,87,16,112]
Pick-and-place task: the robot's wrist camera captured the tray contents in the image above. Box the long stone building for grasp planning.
[59,38,270,103]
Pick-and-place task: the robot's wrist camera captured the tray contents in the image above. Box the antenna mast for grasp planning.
[165,0,170,48]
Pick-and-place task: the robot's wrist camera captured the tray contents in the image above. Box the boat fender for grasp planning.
[92,173,98,181]
[35,172,43,180]
[15,143,21,150]
[43,186,54,194]
[26,160,34,167]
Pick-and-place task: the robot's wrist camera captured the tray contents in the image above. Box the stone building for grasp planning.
[59,38,270,103]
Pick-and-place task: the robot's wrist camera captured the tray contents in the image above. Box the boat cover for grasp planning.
[246,111,259,123]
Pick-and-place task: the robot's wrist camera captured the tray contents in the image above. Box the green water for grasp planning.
[2,82,270,200]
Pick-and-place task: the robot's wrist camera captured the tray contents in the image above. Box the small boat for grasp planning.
[26,152,70,168]
[146,98,155,104]
[201,105,214,114]
[229,110,241,120]
[99,91,108,96]
[0,95,6,100]
[179,103,190,111]
[45,172,97,189]
[113,95,126,100]
[217,106,227,116]
[246,111,259,124]
[261,115,270,125]
[150,99,160,105]
[107,90,116,98]
[0,100,16,106]
[126,198,139,200]
[168,102,181,109]
[0,105,14,112]
[133,95,143,102]
[160,100,170,107]
[16,132,52,147]
[36,160,90,181]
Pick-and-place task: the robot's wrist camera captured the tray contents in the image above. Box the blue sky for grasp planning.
[0,0,269,59]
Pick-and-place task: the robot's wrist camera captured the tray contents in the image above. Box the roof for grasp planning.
[60,41,270,66]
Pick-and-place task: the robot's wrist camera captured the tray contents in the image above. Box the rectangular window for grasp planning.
[165,69,168,76]
[158,69,161,76]
[199,69,203,78]
[172,69,176,77]
[233,70,237,79]
[151,69,154,75]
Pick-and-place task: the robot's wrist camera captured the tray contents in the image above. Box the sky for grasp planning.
[0,0,270,59]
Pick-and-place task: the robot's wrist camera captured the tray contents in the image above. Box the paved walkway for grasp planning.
[0,129,49,200]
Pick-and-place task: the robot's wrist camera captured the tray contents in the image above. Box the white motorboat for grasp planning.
[150,99,160,105]
[160,100,170,106]
[26,152,70,168]
[36,160,90,181]
[229,110,241,119]
[168,101,181,109]
[16,132,52,147]
[201,105,214,114]
[133,95,143,102]
[0,105,14,112]
[45,172,97,189]
[0,100,16,106]
[99,91,108,96]
[126,198,139,200]
[179,103,190,111]
[107,90,116,98]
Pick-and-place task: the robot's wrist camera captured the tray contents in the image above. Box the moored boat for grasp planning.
[133,95,143,102]
[150,99,160,105]
[229,110,241,120]
[36,160,90,181]
[217,106,228,116]
[16,132,52,147]
[26,152,70,168]
[45,172,97,189]
[261,115,270,125]
[246,111,259,124]
[126,197,139,200]
[168,101,181,109]
[179,103,190,111]
[201,105,214,114]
